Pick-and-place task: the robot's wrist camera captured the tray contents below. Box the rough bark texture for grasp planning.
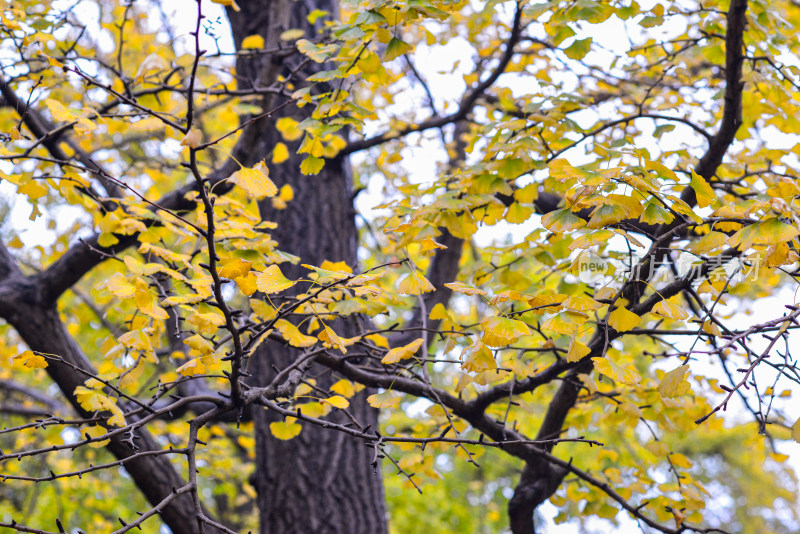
[227,1,387,532]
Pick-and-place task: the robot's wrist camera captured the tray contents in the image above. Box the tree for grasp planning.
[1,0,799,532]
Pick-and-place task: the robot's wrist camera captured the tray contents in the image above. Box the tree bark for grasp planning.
[226,1,387,532]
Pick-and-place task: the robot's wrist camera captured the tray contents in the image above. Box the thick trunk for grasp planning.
[226,1,387,532]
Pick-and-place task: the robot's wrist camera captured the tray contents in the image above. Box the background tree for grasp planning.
[1,0,800,533]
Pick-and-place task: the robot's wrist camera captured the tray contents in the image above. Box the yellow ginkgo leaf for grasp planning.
[652,299,690,321]
[366,389,401,408]
[592,357,642,385]
[566,338,591,362]
[235,272,258,296]
[481,317,531,347]
[658,364,690,398]
[300,155,325,175]
[527,294,568,314]
[792,416,800,443]
[381,338,424,364]
[318,324,347,354]
[563,296,602,312]
[102,272,136,299]
[444,281,486,296]
[241,34,265,49]
[14,350,48,369]
[270,420,302,440]
[180,128,203,148]
[273,142,290,163]
[232,162,278,199]
[184,334,215,356]
[80,425,110,448]
[690,169,715,208]
[364,333,389,349]
[323,395,349,409]
[176,357,207,377]
[608,306,641,332]
[256,264,295,294]
[274,319,317,348]
[276,117,303,141]
[397,271,435,295]
[329,379,355,397]
[219,258,252,279]
[460,341,496,373]
[187,312,226,335]
[728,218,800,250]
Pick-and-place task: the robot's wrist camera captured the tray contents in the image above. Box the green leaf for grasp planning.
[384,38,412,61]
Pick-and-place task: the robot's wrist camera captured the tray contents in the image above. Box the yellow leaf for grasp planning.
[688,231,727,254]
[134,279,168,320]
[212,0,240,10]
[101,272,136,299]
[176,357,207,376]
[658,364,690,398]
[429,303,450,321]
[134,53,169,80]
[256,264,295,294]
[184,334,215,356]
[270,420,302,440]
[690,169,715,208]
[318,324,347,353]
[8,236,23,248]
[541,311,587,335]
[527,294,568,314]
[792,417,800,443]
[219,258,252,279]
[281,29,305,41]
[367,389,401,408]
[323,395,349,409]
[276,117,303,141]
[481,317,530,347]
[652,299,689,321]
[608,306,640,332]
[241,34,265,49]
[235,272,258,296]
[353,334,385,352]
[330,379,356,397]
[80,425,110,448]
[541,209,586,233]
[14,350,48,369]
[187,312,225,335]
[18,180,48,200]
[563,296,602,312]
[300,155,325,175]
[274,319,317,348]
[728,218,800,250]
[381,338,424,364]
[592,357,642,385]
[460,341,497,373]
[181,128,203,148]
[567,338,591,362]
[272,142,290,163]
[106,403,127,427]
[397,271,435,295]
[232,162,278,199]
[444,281,486,296]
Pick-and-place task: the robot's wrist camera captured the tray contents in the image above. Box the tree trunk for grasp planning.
[226,2,387,532]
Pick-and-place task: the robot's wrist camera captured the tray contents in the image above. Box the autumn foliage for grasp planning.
[1,0,800,533]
